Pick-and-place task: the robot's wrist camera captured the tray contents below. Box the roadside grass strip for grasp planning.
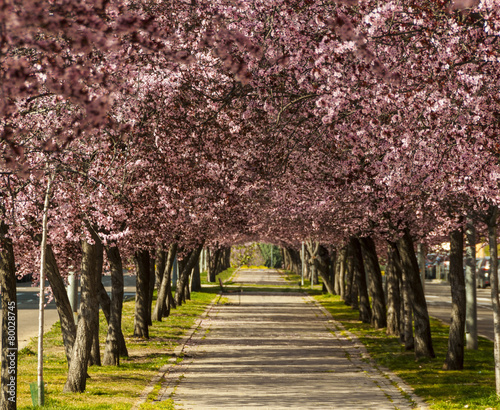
[313,293,500,410]
[15,286,220,409]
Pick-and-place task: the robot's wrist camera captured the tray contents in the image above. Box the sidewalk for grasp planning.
[147,269,427,409]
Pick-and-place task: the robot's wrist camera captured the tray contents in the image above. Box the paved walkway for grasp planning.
[150,269,427,409]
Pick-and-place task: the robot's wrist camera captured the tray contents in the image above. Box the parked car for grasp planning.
[475,257,500,288]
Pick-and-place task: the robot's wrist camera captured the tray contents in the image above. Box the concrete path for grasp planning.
[153,269,427,409]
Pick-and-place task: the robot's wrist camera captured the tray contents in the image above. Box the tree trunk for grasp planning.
[487,206,500,396]
[178,256,188,305]
[284,247,301,276]
[103,245,128,366]
[133,249,150,339]
[0,223,17,409]
[155,248,166,293]
[344,244,355,307]
[360,237,387,329]
[465,220,477,350]
[444,227,466,370]
[307,242,335,294]
[398,244,413,348]
[34,236,76,366]
[152,243,177,321]
[336,247,347,299]
[397,229,435,358]
[89,239,103,367]
[174,245,203,307]
[351,238,372,323]
[397,240,414,349]
[148,254,155,326]
[63,238,101,393]
[329,248,337,294]
[386,243,402,337]
[191,261,201,292]
[207,248,220,282]
[222,247,231,271]
[182,267,191,302]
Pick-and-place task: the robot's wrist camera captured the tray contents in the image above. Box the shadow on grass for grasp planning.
[314,293,500,410]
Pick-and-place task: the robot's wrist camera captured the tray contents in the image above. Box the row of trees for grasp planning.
[2,0,500,407]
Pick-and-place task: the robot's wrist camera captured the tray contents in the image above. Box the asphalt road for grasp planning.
[424,281,494,341]
[1,274,137,349]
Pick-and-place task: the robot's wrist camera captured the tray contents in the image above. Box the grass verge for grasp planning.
[16,283,221,409]
[199,266,237,285]
[313,293,500,410]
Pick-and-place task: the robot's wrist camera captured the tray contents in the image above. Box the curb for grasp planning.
[131,296,219,410]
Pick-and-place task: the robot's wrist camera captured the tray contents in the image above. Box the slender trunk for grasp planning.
[89,239,103,367]
[344,244,355,306]
[178,256,187,305]
[465,220,477,350]
[191,262,201,292]
[174,245,203,306]
[336,247,347,300]
[63,238,101,393]
[152,243,177,321]
[0,223,17,410]
[103,245,128,366]
[207,248,220,282]
[398,242,414,349]
[133,250,150,339]
[487,206,500,396]
[155,248,166,293]
[360,237,387,329]
[148,255,155,326]
[307,242,335,294]
[329,249,337,294]
[386,243,402,337]
[184,270,191,300]
[34,236,76,366]
[444,228,466,370]
[397,229,435,358]
[351,238,372,323]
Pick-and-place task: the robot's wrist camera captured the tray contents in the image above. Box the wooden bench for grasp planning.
[218,277,242,305]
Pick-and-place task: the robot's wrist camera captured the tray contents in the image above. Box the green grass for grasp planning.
[200,266,237,285]
[18,267,500,409]
[16,283,221,409]
[313,293,500,410]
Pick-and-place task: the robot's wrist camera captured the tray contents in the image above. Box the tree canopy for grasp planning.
[1,0,500,266]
